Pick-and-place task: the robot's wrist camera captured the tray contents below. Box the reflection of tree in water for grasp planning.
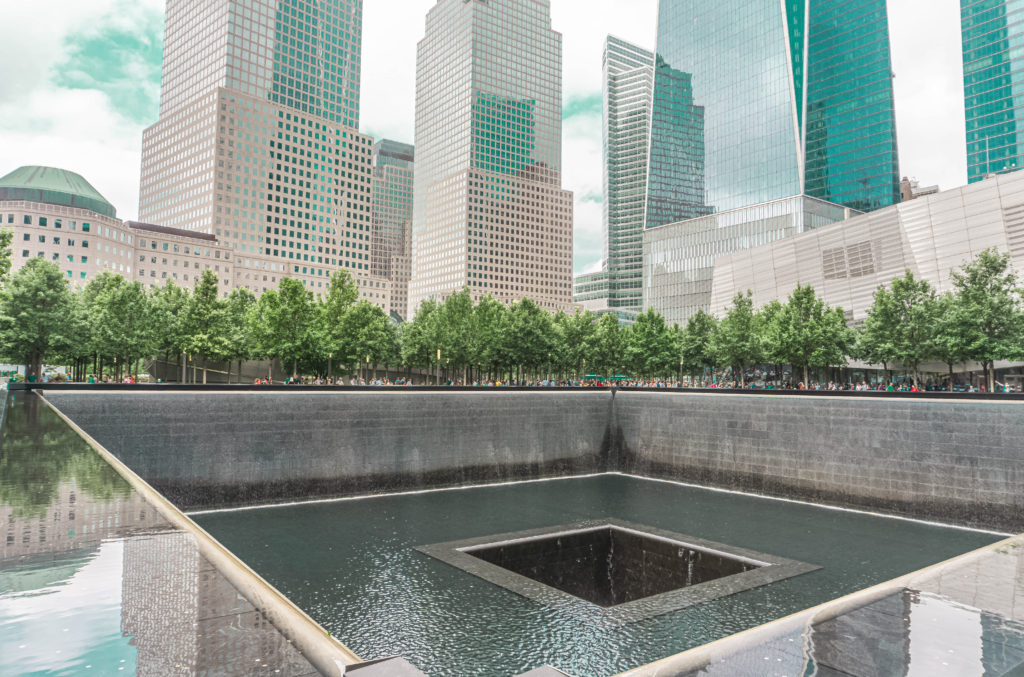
[0,394,131,518]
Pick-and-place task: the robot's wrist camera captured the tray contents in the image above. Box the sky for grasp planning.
[0,0,967,275]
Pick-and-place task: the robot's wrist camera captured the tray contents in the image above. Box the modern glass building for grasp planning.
[139,0,391,309]
[371,140,414,320]
[647,0,900,218]
[962,0,1024,183]
[643,0,896,323]
[574,36,655,320]
[408,0,574,317]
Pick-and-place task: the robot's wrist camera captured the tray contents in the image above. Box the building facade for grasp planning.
[371,140,414,320]
[962,0,1024,183]
[573,36,654,321]
[139,0,389,305]
[644,196,854,325]
[408,0,574,318]
[709,171,1024,322]
[647,0,900,220]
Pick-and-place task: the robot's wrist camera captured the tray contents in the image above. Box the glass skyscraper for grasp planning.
[642,0,896,324]
[408,0,574,318]
[371,140,414,320]
[962,0,1024,182]
[575,36,655,320]
[140,0,390,309]
[647,0,900,219]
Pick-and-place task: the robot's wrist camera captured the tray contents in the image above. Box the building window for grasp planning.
[80,272,86,279]
[53,237,60,245]
[82,223,90,232]
[39,217,47,227]
[23,215,31,225]
[54,219,62,229]
[66,271,72,278]
[80,256,87,264]
[21,250,28,257]
[38,235,45,243]
[82,240,88,248]
[22,233,28,241]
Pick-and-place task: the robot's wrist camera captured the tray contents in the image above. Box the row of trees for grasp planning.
[0,242,1020,388]
[680,248,1024,391]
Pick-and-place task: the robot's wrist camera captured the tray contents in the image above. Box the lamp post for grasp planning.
[680,359,684,386]
[365,354,370,383]
[328,352,333,381]
[436,349,441,387]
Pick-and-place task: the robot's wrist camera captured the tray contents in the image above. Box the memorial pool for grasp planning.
[194,474,1001,676]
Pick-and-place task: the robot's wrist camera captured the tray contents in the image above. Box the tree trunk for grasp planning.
[948,362,954,392]
[803,364,809,387]
[202,357,208,385]
[292,358,298,379]
[987,361,995,393]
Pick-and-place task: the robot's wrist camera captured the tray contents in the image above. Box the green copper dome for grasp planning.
[0,166,117,219]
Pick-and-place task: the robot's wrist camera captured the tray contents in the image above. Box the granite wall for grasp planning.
[43,391,613,511]
[614,392,1024,531]
[41,390,1024,530]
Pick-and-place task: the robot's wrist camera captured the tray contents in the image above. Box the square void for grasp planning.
[417,519,819,624]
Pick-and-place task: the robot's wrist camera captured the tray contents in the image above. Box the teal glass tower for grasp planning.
[962,0,1024,182]
[646,0,900,222]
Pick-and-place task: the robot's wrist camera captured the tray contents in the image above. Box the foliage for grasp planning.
[680,309,717,379]
[0,258,74,375]
[625,309,679,378]
[859,270,938,385]
[712,292,760,386]
[773,284,852,386]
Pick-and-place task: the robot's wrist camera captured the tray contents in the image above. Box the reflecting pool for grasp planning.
[194,474,1002,676]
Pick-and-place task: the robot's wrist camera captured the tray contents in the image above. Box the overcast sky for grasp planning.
[0,0,966,274]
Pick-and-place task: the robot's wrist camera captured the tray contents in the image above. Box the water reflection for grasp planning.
[0,394,317,676]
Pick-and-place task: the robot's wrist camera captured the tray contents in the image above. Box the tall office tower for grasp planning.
[963,0,1024,182]
[647,0,899,221]
[574,36,654,322]
[371,140,414,320]
[408,0,574,318]
[139,0,388,303]
[643,0,898,324]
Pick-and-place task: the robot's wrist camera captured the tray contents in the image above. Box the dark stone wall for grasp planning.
[614,392,1024,532]
[43,391,613,510]
[42,389,1024,530]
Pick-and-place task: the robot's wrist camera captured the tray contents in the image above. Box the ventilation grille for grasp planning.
[823,241,878,280]
[1004,203,1024,260]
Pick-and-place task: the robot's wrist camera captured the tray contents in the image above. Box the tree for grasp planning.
[0,227,13,286]
[436,288,475,382]
[774,284,852,386]
[506,298,555,381]
[554,309,597,379]
[0,258,74,377]
[860,270,939,386]
[317,270,359,378]
[951,248,1023,392]
[224,287,256,383]
[90,276,152,380]
[712,292,761,387]
[340,301,393,380]
[471,295,509,379]
[401,299,440,381]
[757,300,786,386]
[932,292,971,392]
[248,278,315,379]
[149,280,190,381]
[680,310,717,382]
[591,312,624,378]
[181,270,229,383]
[625,309,678,379]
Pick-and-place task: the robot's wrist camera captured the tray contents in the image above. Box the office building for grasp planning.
[642,0,898,323]
[408,0,574,318]
[138,0,389,302]
[709,171,1024,323]
[574,36,654,321]
[962,0,1024,183]
[371,140,414,320]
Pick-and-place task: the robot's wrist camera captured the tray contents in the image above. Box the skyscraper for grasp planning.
[371,140,414,320]
[962,0,1024,182]
[574,36,654,321]
[642,0,896,323]
[647,0,900,220]
[139,0,389,307]
[408,0,574,318]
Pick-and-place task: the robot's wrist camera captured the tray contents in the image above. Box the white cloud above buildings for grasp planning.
[0,0,968,274]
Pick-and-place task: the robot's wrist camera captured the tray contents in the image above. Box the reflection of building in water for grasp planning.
[1,482,154,560]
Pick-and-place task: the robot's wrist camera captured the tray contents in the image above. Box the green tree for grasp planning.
[401,299,441,381]
[471,294,509,379]
[248,277,315,379]
[0,258,74,377]
[0,227,13,286]
[90,276,152,380]
[340,301,393,380]
[554,309,597,379]
[951,248,1023,391]
[757,299,787,386]
[436,288,475,382]
[712,292,761,387]
[149,281,190,382]
[506,298,554,381]
[680,309,717,382]
[625,309,678,379]
[224,287,256,383]
[591,312,624,379]
[181,270,229,383]
[931,292,971,392]
[316,270,359,378]
[774,284,852,386]
[860,270,939,386]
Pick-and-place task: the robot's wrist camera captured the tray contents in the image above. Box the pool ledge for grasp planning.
[39,392,363,676]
